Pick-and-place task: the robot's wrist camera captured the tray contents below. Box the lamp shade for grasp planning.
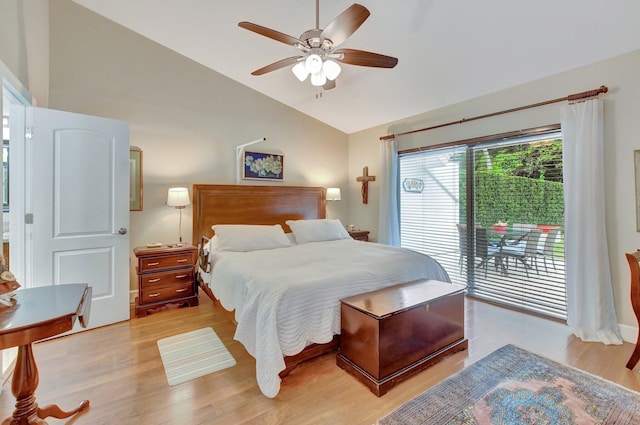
[322,60,341,81]
[310,71,327,87]
[305,54,323,74]
[167,187,190,207]
[292,62,309,81]
[326,187,341,201]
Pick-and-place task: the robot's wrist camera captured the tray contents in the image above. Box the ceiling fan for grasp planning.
[238,1,398,90]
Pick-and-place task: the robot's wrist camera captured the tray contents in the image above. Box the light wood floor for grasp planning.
[2,295,640,425]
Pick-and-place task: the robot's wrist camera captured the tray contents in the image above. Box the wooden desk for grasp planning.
[0,284,92,424]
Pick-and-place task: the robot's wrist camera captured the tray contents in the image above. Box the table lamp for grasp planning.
[167,187,190,246]
[326,187,341,201]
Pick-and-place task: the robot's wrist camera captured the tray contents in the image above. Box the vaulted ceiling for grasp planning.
[72,0,640,134]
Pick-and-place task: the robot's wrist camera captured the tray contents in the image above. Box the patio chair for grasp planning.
[475,227,500,277]
[457,224,498,276]
[501,228,543,277]
[536,227,560,272]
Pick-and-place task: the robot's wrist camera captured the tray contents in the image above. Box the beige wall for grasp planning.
[0,0,30,88]
[0,0,49,106]
[348,49,640,337]
[48,1,349,291]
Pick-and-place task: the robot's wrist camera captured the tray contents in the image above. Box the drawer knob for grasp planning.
[176,288,188,293]
[175,274,187,279]
[149,293,160,298]
[177,259,188,263]
[148,278,160,283]
[147,262,160,266]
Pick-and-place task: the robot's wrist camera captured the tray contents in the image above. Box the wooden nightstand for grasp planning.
[133,244,198,317]
[348,230,370,241]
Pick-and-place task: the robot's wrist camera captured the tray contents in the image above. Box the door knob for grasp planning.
[118,227,128,235]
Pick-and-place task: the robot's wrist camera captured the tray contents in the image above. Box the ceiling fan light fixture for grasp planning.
[310,71,327,87]
[292,62,309,81]
[322,59,341,81]
[305,54,323,74]
[240,3,397,91]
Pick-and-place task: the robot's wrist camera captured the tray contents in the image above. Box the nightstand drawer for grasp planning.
[140,282,194,304]
[349,230,370,241]
[139,253,194,272]
[141,268,194,288]
[133,244,199,317]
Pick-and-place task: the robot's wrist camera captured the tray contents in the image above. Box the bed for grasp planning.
[192,184,451,398]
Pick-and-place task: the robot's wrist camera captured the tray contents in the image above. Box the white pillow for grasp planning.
[204,236,219,253]
[212,224,291,252]
[285,219,351,244]
[285,232,297,245]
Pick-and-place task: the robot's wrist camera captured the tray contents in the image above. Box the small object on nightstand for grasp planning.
[146,242,162,248]
[348,230,369,242]
[133,244,198,317]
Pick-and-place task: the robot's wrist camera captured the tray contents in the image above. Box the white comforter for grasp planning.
[206,239,450,398]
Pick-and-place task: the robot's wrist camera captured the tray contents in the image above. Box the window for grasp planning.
[399,128,566,320]
[2,116,7,211]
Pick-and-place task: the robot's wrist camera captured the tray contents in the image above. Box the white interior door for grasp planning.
[27,106,130,330]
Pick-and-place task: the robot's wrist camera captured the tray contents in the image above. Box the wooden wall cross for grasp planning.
[356,166,376,204]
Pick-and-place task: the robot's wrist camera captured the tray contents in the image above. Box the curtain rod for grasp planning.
[379,85,608,141]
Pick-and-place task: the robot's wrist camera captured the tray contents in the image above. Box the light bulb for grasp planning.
[310,71,327,87]
[305,54,323,74]
[292,62,309,81]
[322,60,341,80]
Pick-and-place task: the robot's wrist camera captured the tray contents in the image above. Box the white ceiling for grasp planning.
[72,0,640,134]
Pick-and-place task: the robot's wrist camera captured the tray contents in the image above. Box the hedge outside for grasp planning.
[460,171,564,228]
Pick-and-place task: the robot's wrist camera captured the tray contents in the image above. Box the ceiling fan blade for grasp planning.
[335,48,398,68]
[322,80,336,90]
[251,56,303,76]
[320,4,370,47]
[238,21,304,47]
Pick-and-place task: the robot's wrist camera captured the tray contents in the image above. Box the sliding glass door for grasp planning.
[399,129,567,320]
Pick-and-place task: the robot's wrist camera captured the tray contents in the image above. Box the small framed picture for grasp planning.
[242,151,284,181]
[130,148,143,211]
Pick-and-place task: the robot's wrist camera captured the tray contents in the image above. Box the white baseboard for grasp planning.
[129,290,137,305]
[619,323,637,344]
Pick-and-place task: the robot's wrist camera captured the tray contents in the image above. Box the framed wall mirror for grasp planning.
[130,147,143,211]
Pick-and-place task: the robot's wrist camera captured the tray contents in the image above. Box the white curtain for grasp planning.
[561,99,622,345]
[378,138,400,246]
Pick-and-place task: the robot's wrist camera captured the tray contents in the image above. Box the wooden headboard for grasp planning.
[192,184,327,243]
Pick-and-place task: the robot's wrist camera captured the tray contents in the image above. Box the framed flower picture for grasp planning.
[242,151,284,181]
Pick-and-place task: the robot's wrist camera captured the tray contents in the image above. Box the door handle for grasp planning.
[118,227,127,235]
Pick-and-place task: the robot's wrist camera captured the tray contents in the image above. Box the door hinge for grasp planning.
[25,213,33,224]
[25,127,33,139]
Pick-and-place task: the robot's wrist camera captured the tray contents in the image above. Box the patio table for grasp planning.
[481,228,530,276]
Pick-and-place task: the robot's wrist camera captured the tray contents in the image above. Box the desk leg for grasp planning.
[2,344,89,425]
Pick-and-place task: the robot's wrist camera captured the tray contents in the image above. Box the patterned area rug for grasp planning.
[157,327,236,386]
[378,344,640,425]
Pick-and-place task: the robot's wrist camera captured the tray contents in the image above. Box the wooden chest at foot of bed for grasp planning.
[337,279,468,396]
